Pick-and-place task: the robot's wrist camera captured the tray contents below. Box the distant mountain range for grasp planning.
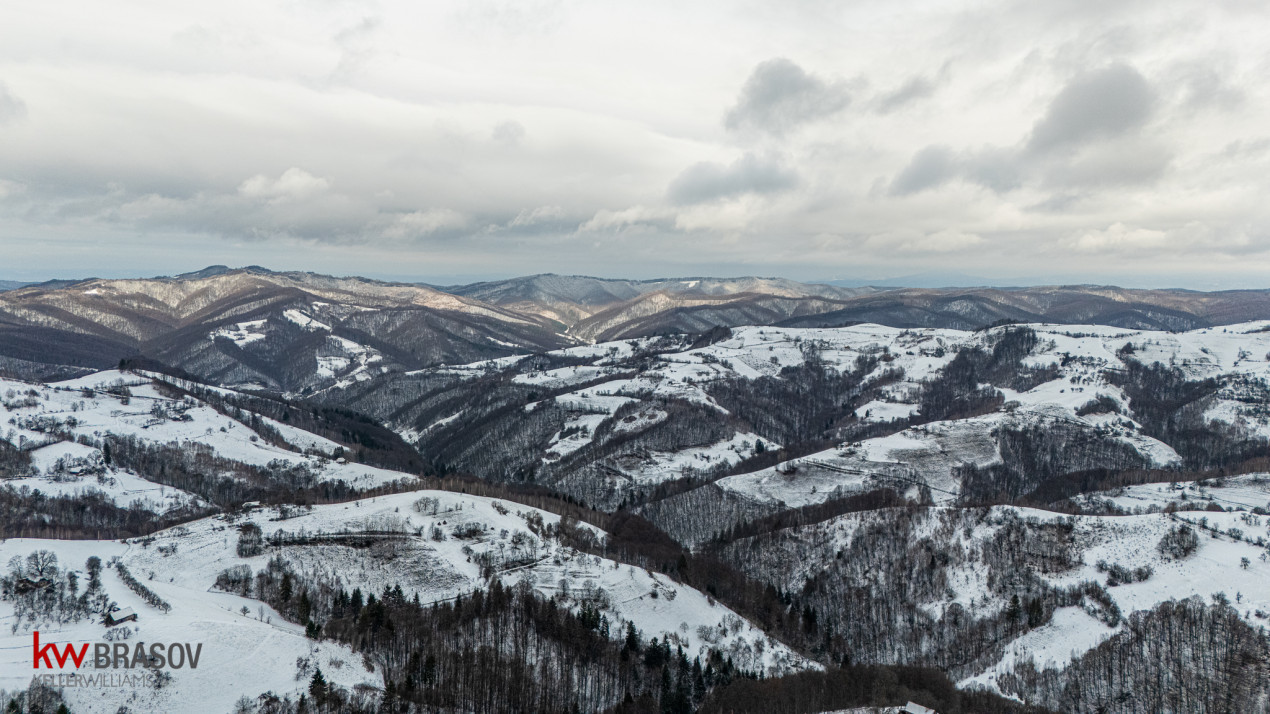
[2,265,1270,388]
[0,267,568,388]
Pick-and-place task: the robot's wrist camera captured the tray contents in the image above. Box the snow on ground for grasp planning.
[959,506,1270,694]
[1075,473,1270,514]
[0,538,376,714]
[1203,398,1270,439]
[716,450,879,510]
[603,432,774,486]
[210,319,268,347]
[141,491,810,675]
[431,410,465,430]
[544,413,611,458]
[719,395,1185,513]
[517,550,811,674]
[377,321,1270,506]
[282,309,331,331]
[539,382,638,415]
[27,439,100,472]
[392,321,1270,409]
[1069,509,1270,624]
[0,489,812,711]
[685,325,966,382]
[718,415,1003,508]
[739,499,1270,698]
[1119,324,1270,381]
[961,606,1117,693]
[0,490,812,712]
[3,468,204,514]
[1,374,403,492]
[44,371,150,392]
[854,400,919,422]
[817,708,906,714]
[513,365,621,389]
[818,710,904,714]
[397,320,1270,505]
[255,415,344,456]
[319,336,388,389]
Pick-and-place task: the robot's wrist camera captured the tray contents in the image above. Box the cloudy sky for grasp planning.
[1,0,1268,287]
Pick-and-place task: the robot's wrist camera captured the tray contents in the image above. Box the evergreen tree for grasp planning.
[308,667,328,704]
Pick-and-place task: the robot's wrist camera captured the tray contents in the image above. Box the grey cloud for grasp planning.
[667,153,798,205]
[893,63,1165,196]
[1041,139,1171,188]
[725,58,851,135]
[1025,192,1089,214]
[0,82,27,125]
[502,205,584,236]
[875,76,936,114]
[1216,137,1270,162]
[13,167,467,245]
[1026,64,1156,153]
[1177,64,1244,112]
[452,0,568,39]
[3,0,1267,284]
[889,146,958,195]
[891,145,1023,195]
[492,121,526,145]
[962,147,1024,192]
[331,17,386,82]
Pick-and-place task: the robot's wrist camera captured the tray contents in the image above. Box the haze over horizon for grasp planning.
[3,1,1269,288]
[0,264,1262,293]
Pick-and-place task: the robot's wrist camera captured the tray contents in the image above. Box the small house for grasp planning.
[12,577,53,595]
[104,608,138,626]
[902,702,937,714]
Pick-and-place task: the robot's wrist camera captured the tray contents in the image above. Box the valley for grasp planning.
[3,271,1270,713]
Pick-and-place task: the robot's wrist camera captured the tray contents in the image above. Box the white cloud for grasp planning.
[1063,221,1255,256]
[864,229,985,254]
[239,168,332,203]
[0,179,21,200]
[509,205,564,227]
[579,205,674,233]
[1067,222,1167,253]
[0,82,26,125]
[0,0,1268,284]
[384,208,468,238]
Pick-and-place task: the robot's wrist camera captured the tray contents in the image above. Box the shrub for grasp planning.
[1158,524,1199,559]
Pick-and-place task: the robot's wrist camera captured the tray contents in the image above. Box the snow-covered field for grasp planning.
[715,406,1179,511]
[961,505,1270,693]
[775,504,1270,697]
[6,318,1270,709]
[0,438,202,512]
[1076,473,1270,514]
[1,372,407,495]
[398,321,1270,500]
[1,491,812,712]
[0,537,378,714]
[601,431,772,485]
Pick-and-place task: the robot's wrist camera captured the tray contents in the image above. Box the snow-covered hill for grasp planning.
[1,491,812,713]
[1,371,411,508]
[5,316,1270,712]
[347,321,1270,519]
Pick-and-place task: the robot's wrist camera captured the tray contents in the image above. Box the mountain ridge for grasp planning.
[3,266,1270,394]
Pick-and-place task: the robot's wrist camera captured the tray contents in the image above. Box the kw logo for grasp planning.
[32,631,88,669]
[32,631,203,670]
